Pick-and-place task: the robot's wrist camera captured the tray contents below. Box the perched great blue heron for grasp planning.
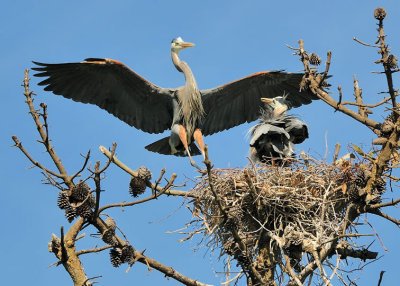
[33,37,317,167]
[250,96,309,164]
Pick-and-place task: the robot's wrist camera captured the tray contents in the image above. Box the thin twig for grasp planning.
[11,136,63,178]
[71,150,91,181]
[340,96,391,108]
[98,173,177,212]
[368,198,400,209]
[377,271,385,286]
[76,245,113,256]
[99,146,196,198]
[368,209,400,227]
[22,70,72,187]
[353,37,380,48]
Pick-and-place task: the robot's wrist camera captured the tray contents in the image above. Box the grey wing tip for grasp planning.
[32,61,48,66]
[31,61,49,73]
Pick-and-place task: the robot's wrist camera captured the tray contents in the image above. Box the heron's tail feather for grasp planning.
[145,137,201,157]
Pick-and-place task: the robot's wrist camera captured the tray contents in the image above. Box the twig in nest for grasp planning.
[333,143,341,163]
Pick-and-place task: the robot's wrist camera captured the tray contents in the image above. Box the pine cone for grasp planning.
[57,191,69,210]
[236,251,251,268]
[105,217,117,231]
[129,177,147,197]
[129,166,152,197]
[102,229,116,245]
[137,166,152,181]
[74,191,95,219]
[110,248,123,267]
[375,178,386,195]
[121,244,135,264]
[76,203,92,219]
[70,181,91,202]
[309,53,321,65]
[387,55,398,69]
[102,217,117,245]
[65,205,77,223]
[374,7,386,20]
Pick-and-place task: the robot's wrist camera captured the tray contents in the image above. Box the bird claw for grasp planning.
[190,159,201,171]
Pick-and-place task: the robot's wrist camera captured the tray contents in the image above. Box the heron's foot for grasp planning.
[190,158,201,171]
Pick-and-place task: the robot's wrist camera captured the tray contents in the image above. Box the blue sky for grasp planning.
[2,1,400,285]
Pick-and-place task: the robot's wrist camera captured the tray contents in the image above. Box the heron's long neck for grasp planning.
[171,52,198,92]
[171,51,204,134]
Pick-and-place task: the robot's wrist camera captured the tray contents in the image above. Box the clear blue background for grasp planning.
[2,1,399,285]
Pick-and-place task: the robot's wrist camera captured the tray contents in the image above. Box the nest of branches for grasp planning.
[190,156,385,278]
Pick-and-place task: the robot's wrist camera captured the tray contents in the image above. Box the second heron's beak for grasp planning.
[180,42,195,49]
[261,98,287,116]
[261,98,273,104]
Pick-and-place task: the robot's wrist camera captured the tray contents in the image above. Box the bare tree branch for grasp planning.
[22,70,73,188]
[76,245,113,256]
[99,145,197,198]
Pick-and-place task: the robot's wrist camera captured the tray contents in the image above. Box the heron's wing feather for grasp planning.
[201,71,317,136]
[145,137,201,157]
[32,58,174,134]
[284,116,309,144]
[250,125,290,146]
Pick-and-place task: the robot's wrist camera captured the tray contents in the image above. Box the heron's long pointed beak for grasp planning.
[181,42,195,48]
[261,98,273,104]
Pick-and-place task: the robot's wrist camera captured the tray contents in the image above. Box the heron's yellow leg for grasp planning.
[179,125,200,169]
[193,128,206,160]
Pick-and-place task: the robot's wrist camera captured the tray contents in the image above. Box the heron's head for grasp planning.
[261,96,289,116]
[171,37,195,53]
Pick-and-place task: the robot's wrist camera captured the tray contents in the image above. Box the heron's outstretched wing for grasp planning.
[200,71,317,136]
[32,58,175,134]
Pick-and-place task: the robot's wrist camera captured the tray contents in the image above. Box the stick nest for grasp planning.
[188,156,385,273]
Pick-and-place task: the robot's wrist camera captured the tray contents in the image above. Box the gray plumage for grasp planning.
[32,37,318,167]
[250,97,309,163]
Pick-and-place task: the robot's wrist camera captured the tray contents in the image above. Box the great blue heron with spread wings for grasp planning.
[250,96,309,164]
[33,37,317,168]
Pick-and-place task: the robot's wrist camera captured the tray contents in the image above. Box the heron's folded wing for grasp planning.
[32,58,175,134]
[284,116,309,144]
[200,71,317,136]
[250,124,290,146]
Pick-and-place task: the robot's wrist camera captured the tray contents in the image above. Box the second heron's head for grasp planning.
[261,96,289,116]
[171,37,195,53]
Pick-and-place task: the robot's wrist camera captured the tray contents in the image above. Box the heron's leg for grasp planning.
[178,125,200,170]
[193,128,206,160]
